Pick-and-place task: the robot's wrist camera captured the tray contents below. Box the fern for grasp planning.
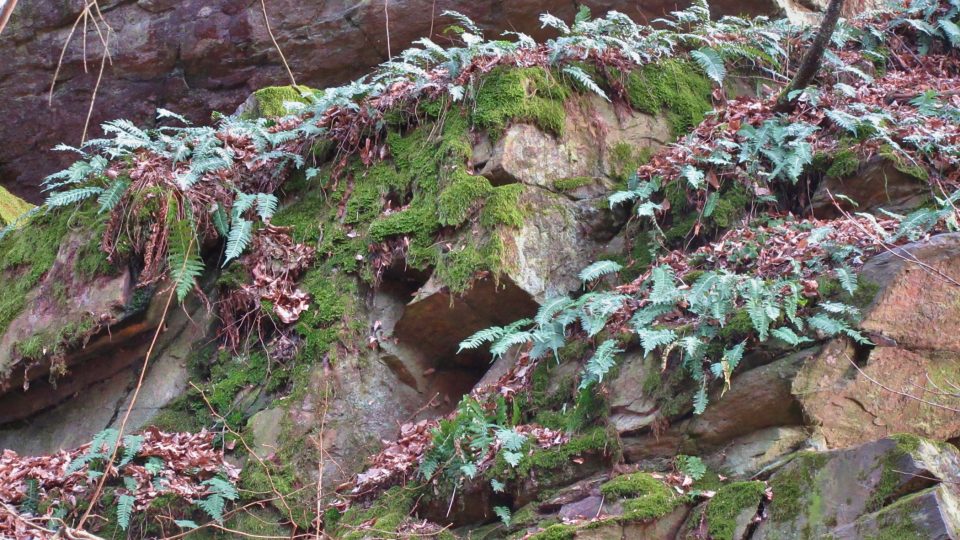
[691,47,726,84]
[119,434,143,467]
[223,218,253,265]
[168,219,204,302]
[116,494,135,530]
[98,179,129,214]
[563,66,609,101]
[494,506,512,526]
[45,186,104,208]
[675,455,707,481]
[579,339,623,389]
[579,260,623,283]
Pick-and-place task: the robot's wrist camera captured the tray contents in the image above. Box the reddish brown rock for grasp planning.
[793,233,960,449]
[0,0,801,203]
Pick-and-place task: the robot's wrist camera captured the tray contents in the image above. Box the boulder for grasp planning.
[476,95,671,189]
[811,155,930,219]
[793,233,960,449]
[754,435,960,539]
[0,186,32,226]
[506,187,626,302]
[704,426,812,478]
[0,290,209,454]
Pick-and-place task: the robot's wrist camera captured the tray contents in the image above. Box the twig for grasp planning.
[0,501,106,540]
[384,0,392,59]
[189,382,296,525]
[76,237,193,530]
[80,32,110,144]
[827,190,960,289]
[260,0,297,87]
[313,357,332,539]
[844,351,960,413]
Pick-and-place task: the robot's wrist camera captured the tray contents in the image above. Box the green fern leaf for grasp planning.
[45,187,104,208]
[835,266,858,295]
[98,179,129,214]
[563,66,609,101]
[223,218,253,265]
[579,260,623,283]
[939,19,960,47]
[691,48,727,84]
[117,494,135,530]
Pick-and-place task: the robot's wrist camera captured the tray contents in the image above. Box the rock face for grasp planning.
[754,436,960,539]
[811,155,931,218]
[793,233,960,449]
[0,0,808,203]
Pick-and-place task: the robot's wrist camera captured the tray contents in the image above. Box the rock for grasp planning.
[793,233,960,449]
[684,348,812,451]
[247,408,286,460]
[830,484,960,539]
[705,426,811,478]
[0,186,32,226]
[0,0,802,203]
[621,506,690,539]
[0,292,208,454]
[505,187,625,302]
[395,275,538,371]
[619,349,811,467]
[476,95,671,189]
[608,351,660,434]
[811,155,930,219]
[754,435,960,539]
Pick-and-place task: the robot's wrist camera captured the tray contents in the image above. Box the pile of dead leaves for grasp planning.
[0,428,238,539]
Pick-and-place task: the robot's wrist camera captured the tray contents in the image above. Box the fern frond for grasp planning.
[45,187,104,208]
[98,178,129,214]
[223,219,253,265]
[579,260,623,283]
[117,494,135,530]
[563,66,609,101]
[691,48,727,84]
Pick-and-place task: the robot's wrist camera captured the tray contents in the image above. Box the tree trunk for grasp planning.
[774,0,845,113]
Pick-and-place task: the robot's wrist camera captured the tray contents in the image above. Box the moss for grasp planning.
[863,487,930,540]
[599,472,681,522]
[432,240,505,294]
[553,177,595,191]
[710,182,750,229]
[768,451,830,523]
[246,85,317,118]
[529,523,577,540]
[719,310,754,342]
[879,146,929,181]
[817,276,881,309]
[0,207,90,340]
[826,149,861,178]
[600,472,665,499]
[481,184,525,228]
[473,67,569,138]
[12,314,97,365]
[224,507,289,537]
[624,60,713,136]
[865,434,924,513]
[519,426,617,478]
[0,185,33,227]
[706,481,766,540]
[608,143,654,184]
[330,486,418,539]
[438,171,494,226]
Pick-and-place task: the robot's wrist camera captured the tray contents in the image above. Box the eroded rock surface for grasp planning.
[1,0,805,203]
